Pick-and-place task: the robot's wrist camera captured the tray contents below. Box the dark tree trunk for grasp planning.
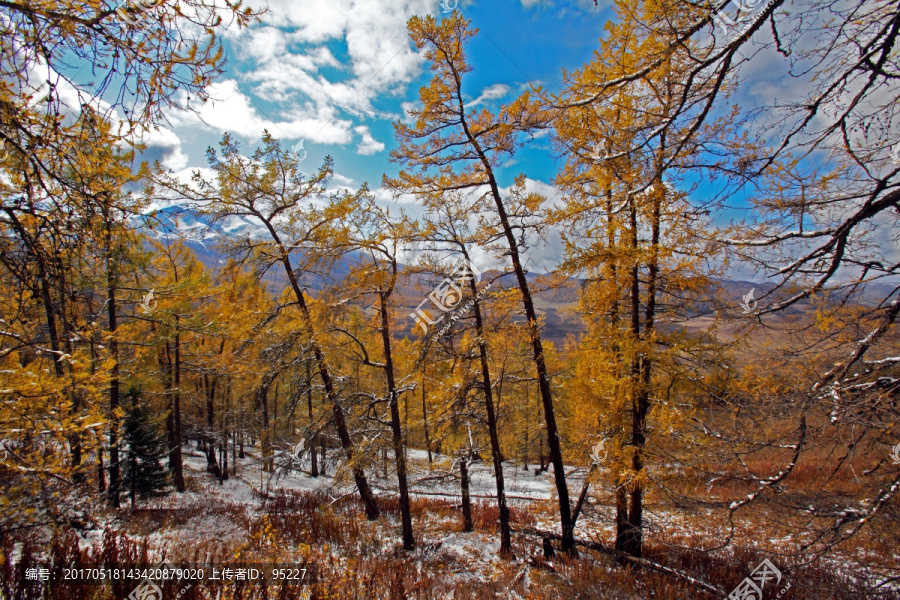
[543,538,555,560]
[460,459,473,532]
[205,374,220,477]
[54,256,83,481]
[421,372,432,467]
[162,339,186,492]
[130,454,137,510]
[222,384,230,480]
[232,413,238,475]
[306,361,318,477]
[222,429,229,480]
[104,210,120,508]
[162,254,185,492]
[39,267,84,478]
[615,484,630,554]
[172,322,185,490]
[571,465,595,529]
[277,250,378,518]
[255,375,271,474]
[626,188,661,559]
[617,188,660,560]
[217,445,224,485]
[97,446,106,492]
[90,329,105,493]
[462,247,511,555]
[379,290,415,550]
[461,122,573,552]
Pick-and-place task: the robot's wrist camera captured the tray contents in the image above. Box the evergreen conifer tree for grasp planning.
[122,389,171,508]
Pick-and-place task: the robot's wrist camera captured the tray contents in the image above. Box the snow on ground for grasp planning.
[72,442,622,572]
[399,448,560,501]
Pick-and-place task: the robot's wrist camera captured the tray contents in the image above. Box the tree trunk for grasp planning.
[627,186,661,559]
[130,454,137,510]
[379,291,415,550]
[163,254,185,492]
[232,408,238,476]
[615,484,630,554]
[54,256,83,481]
[278,250,379,518]
[460,118,573,552]
[618,187,660,560]
[306,361,318,477]
[172,320,185,490]
[205,374,221,476]
[222,429,229,480]
[162,339,186,492]
[97,446,106,492]
[256,376,271,474]
[422,372,432,467]
[222,384,230,480]
[273,383,278,441]
[462,247,511,555]
[104,210,120,508]
[460,459,473,532]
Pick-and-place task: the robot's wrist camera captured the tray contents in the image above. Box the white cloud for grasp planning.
[331,172,357,188]
[465,83,510,108]
[163,0,439,165]
[355,125,385,155]
[238,0,432,116]
[242,27,288,61]
[170,80,268,137]
[137,126,188,171]
[168,79,355,145]
[400,101,420,124]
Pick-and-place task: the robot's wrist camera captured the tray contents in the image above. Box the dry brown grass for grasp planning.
[0,482,894,599]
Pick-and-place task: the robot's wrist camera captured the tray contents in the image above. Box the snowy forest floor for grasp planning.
[1,446,891,600]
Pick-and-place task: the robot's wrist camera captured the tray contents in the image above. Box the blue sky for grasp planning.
[150,0,612,192]
[133,0,899,283]
[142,0,781,278]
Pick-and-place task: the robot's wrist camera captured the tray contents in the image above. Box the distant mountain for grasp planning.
[133,206,898,344]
